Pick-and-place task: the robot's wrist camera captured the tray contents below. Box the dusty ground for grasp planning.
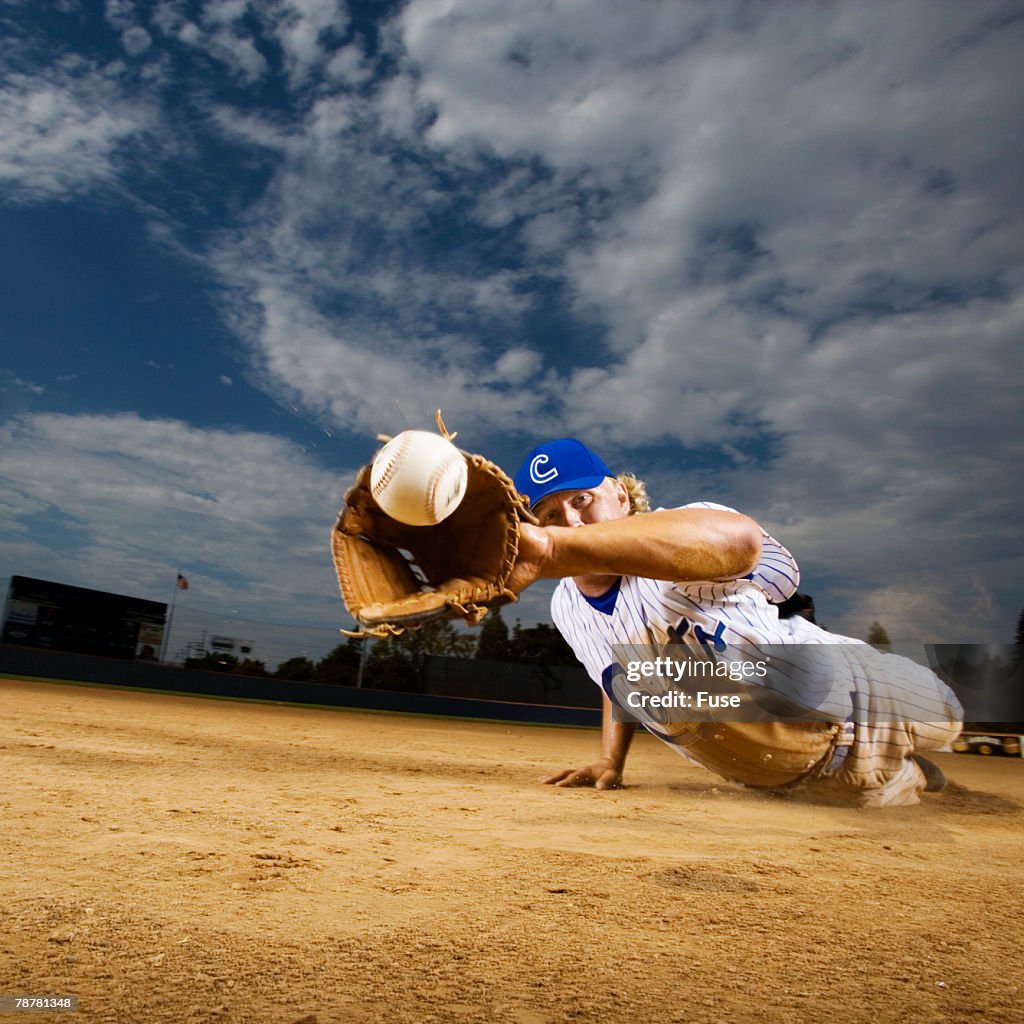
[1,678,1022,1024]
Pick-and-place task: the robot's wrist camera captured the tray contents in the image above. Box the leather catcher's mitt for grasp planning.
[332,414,536,637]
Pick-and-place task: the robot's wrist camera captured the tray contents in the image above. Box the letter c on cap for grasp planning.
[529,454,559,485]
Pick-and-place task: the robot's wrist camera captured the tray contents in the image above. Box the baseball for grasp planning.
[370,430,468,526]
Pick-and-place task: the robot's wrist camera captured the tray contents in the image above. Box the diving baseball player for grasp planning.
[509,438,963,808]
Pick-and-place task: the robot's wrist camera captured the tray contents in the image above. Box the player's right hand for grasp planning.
[540,762,624,790]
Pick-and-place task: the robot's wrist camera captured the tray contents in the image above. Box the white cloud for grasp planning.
[396,0,1024,342]
[0,62,154,202]
[210,105,301,154]
[0,412,350,627]
[213,269,548,439]
[325,41,371,86]
[397,0,699,166]
[204,25,269,83]
[3,376,46,396]
[121,26,153,56]
[150,0,347,86]
[490,348,543,386]
[272,0,349,87]
[151,2,269,83]
[203,89,557,438]
[104,0,135,31]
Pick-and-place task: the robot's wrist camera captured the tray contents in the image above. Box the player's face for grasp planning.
[533,478,630,528]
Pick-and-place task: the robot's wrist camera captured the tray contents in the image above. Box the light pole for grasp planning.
[355,634,372,688]
[159,573,187,664]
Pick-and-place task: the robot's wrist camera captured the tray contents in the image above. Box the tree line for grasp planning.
[183,607,577,689]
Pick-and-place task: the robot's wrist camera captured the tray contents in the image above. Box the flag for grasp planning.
[176,573,189,590]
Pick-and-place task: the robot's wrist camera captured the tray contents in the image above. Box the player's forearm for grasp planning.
[601,696,637,770]
[539,508,762,583]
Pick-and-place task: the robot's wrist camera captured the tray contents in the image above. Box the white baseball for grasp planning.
[370,430,468,526]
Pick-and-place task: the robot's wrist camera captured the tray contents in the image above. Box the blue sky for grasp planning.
[1,0,1022,664]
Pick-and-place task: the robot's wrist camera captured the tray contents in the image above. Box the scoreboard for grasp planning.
[2,576,167,660]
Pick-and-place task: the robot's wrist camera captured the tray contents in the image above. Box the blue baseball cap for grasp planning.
[514,438,613,508]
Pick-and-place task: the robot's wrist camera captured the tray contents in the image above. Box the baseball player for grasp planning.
[509,438,963,807]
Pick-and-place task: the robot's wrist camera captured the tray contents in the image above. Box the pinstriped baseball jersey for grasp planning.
[553,502,856,723]
[550,502,963,800]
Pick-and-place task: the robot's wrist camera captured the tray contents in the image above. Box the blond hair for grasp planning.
[617,472,650,515]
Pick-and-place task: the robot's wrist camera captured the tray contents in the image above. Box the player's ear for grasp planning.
[611,477,630,514]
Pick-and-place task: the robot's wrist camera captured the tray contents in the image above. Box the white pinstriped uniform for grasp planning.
[551,503,963,806]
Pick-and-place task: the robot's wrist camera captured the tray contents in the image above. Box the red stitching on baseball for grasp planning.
[372,433,412,498]
[425,453,464,522]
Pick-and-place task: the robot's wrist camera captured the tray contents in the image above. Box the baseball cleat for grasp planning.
[911,754,947,793]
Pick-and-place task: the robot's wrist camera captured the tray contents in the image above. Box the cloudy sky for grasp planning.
[1,0,1021,663]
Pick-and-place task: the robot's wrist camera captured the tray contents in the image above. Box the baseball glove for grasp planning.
[332,412,536,637]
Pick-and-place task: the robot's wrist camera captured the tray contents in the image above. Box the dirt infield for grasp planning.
[2,678,1023,1024]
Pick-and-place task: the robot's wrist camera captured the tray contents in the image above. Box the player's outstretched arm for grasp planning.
[541,696,637,790]
[511,507,762,593]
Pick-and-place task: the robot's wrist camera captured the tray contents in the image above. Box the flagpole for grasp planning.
[160,572,184,664]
